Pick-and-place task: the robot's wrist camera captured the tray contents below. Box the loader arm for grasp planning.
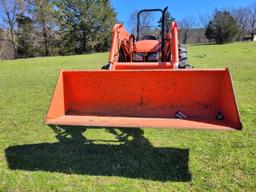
[109,21,179,70]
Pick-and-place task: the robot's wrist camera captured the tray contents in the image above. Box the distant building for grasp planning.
[243,34,256,42]
[252,34,256,41]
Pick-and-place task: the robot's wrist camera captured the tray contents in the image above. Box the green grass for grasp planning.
[0,42,256,191]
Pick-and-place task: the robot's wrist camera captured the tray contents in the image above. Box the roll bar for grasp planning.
[136,7,168,61]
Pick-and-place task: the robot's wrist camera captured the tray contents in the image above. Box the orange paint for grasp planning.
[134,40,160,53]
[46,8,242,130]
[46,69,241,130]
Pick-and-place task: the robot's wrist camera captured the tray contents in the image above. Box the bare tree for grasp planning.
[199,13,211,28]
[248,3,256,40]
[232,7,250,40]
[0,0,24,58]
[128,10,153,39]
[179,16,196,44]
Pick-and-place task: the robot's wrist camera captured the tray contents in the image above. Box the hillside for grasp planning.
[0,42,255,191]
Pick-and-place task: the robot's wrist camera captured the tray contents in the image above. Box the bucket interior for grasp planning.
[46,69,241,130]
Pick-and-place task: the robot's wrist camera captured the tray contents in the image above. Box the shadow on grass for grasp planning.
[5,126,191,182]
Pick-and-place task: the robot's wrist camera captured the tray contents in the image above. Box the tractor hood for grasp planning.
[134,40,160,53]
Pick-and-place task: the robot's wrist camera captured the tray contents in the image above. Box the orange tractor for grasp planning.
[46,7,242,130]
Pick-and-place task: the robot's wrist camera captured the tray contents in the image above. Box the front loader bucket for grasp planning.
[46,69,242,130]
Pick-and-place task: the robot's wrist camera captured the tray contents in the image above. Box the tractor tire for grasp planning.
[101,64,110,70]
[178,44,192,69]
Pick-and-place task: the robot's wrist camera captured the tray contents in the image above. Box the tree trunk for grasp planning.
[82,32,87,53]
[10,28,17,58]
[251,33,254,41]
[183,32,187,44]
[42,25,49,56]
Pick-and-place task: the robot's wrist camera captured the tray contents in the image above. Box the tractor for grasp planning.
[46,7,241,130]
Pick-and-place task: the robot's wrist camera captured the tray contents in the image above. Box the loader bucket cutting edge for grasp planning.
[45,69,242,130]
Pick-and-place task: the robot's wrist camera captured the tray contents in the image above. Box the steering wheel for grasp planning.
[142,35,157,40]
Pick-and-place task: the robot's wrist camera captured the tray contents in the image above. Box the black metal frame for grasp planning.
[136,7,168,61]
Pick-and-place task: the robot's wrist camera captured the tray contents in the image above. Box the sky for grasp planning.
[111,0,256,29]
[0,0,255,30]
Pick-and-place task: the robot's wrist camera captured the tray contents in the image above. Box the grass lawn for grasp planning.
[0,42,255,191]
